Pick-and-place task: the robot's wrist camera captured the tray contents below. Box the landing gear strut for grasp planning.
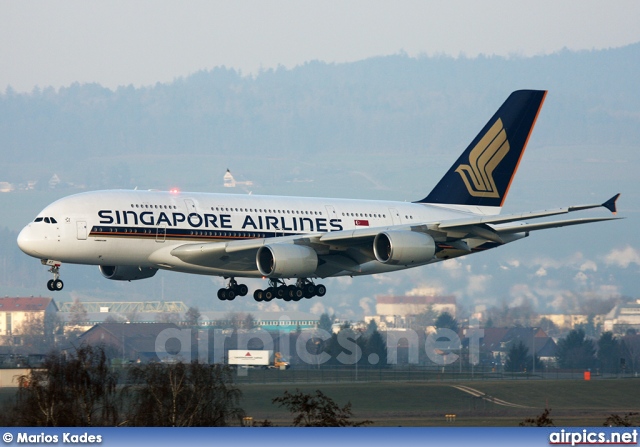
[253,278,326,302]
[217,278,248,301]
[43,260,64,291]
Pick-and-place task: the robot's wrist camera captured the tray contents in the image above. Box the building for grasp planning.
[199,311,319,332]
[538,314,605,332]
[69,323,192,363]
[0,297,59,344]
[604,300,640,334]
[479,327,557,367]
[370,295,456,328]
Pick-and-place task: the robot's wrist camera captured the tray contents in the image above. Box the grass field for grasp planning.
[1,378,638,426]
[238,378,640,426]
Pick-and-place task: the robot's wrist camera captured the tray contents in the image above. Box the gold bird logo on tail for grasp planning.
[455,118,510,198]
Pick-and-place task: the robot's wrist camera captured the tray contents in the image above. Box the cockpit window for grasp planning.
[44,217,51,223]
[34,217,43,222]
[50,217,57,224]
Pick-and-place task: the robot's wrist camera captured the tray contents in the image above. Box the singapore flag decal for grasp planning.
[354,219,369,226]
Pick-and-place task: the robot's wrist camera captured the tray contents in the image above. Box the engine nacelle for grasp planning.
[373,231,436,266]
[99,265,159,281]
[256,244,318,278]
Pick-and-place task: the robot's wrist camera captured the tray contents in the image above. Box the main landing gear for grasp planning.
[217,278,249,301]
[252,279,326,303]
[43,260,64,291]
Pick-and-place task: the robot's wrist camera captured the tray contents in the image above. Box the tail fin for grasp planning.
[418,90,547,209]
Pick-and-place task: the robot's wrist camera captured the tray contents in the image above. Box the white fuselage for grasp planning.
[17,189,495,278]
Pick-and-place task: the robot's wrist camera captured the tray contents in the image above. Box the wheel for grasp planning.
[292,292,303,302]
[315,284,326,297]
[254,289,263,301]
[287,285,297,298]
[226,289,236,300]
[283,292,292,302]
[303,284,315,298]
[276,285,287,298]
[53,279,64,291]
[47,280,55,291]
[217,288,226,300]
[294,287,304,299]
[264,288,274,300]
[237,284,249,296]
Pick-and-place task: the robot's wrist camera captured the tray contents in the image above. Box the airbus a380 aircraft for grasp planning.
[17,90,621,302]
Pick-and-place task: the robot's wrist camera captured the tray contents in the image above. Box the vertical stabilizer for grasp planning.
[418,90,547,209]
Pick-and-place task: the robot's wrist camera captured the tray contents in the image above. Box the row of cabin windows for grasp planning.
[131,204,177,210]
[34,217,58,224]
[211,206,323,216]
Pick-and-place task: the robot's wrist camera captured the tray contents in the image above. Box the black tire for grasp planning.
[226,289,236,300]
[265,288,274,300]
[315,284,326,297]
[54,279,64,291]
[47,280,55,291]
[303,284,315,298]
[238,284,249,296]
[218,289,227,300]
[254,289,263,302]
[276,285,287,298]
[295,288,304,299]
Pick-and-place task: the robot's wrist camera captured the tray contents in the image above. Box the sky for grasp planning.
[2,1,640,93]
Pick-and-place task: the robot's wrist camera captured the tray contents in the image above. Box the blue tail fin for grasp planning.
[418,90,547,208]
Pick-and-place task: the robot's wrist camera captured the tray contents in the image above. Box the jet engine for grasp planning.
[99,265,159,281]
[256,244,318,278]
[373,231,436,265]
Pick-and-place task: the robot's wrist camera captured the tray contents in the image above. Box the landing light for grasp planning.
[169,188,180,194]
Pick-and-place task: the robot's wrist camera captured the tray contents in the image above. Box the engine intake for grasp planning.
[373,231,436,265]
[99,265,158,281]
[256,244,318,278]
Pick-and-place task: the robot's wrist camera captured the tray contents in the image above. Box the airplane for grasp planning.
[17,90,621,302]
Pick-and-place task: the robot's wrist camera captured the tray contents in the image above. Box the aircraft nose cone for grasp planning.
[17,225,42,258]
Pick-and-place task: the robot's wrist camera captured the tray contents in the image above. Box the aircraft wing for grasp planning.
[166,194,620,274]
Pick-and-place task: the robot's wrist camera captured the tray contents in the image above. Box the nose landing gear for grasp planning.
[43,260,64,291]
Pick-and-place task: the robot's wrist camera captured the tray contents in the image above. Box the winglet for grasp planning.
[602,193,620,215]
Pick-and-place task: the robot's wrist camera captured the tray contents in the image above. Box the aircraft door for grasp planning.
[388,208,402,225]
[185,199,197,213]
[76,221,87,240]
[156,225,166,242]
[325,205,337,231]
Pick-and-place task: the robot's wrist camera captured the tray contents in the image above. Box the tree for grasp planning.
[435,312,459,334]
[124,362,244,427]
[184,306,201,327]
[318,313,334,333]
[504,340,542,372]
[363,322,387,368]
[556,329,596,369]
[597,332,621,374]
[10,345,120,426]
[412,305,438,328]
[272,389,371,427]
[603,412,639,427]
[68,298,88,326]
[520,408,555,427]
[243,313,256,330]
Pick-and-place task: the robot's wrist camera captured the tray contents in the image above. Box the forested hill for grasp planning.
[1,43,639,192]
